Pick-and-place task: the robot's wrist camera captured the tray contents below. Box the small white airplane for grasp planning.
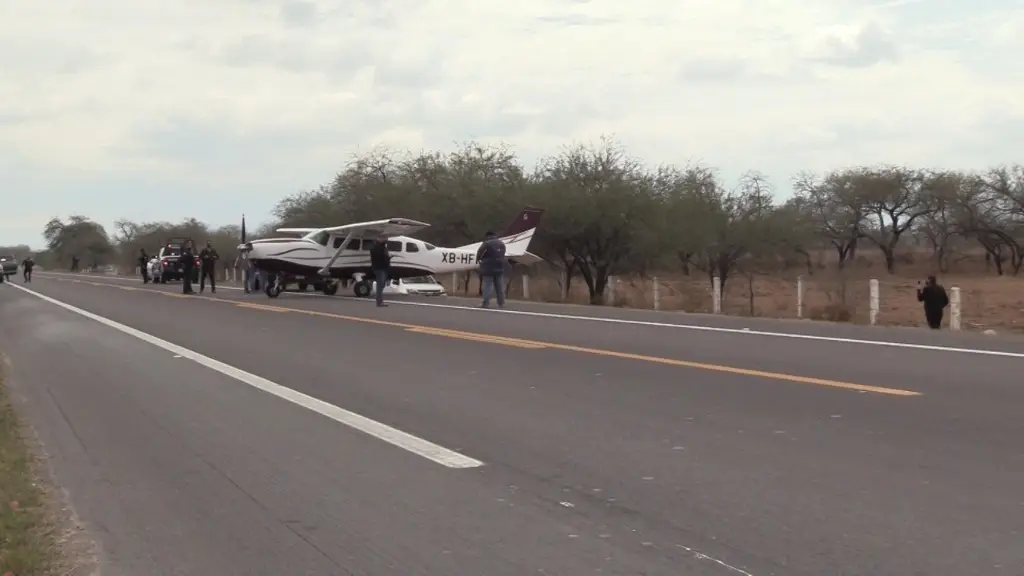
[243,207,544,298]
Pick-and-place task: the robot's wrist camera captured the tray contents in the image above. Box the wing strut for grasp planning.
[318,231,356,276]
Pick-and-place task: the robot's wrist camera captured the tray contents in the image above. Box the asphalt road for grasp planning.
[1,272,1023,575]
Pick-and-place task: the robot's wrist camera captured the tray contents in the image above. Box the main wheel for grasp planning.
[353,281,371,298]
[323,282,338,296]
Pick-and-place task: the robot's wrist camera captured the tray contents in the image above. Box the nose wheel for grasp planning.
[265,275,284,298]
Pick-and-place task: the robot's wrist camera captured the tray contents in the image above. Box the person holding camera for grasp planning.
[916,275,949,329]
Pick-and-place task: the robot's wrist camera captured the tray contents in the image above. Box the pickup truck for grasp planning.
[152,241,200,283]
[0,254,17,281]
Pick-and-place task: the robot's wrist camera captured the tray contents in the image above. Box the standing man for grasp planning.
[180,240,197,294]
[369,235,391,307]
[138,248,150,284]
[198,241,219,294]
[21,255,34,282]
[916,275,949,329]
[475,231,507,308]
[235,248,252,294]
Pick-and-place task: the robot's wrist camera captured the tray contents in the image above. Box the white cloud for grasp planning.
[1,0,1022,246]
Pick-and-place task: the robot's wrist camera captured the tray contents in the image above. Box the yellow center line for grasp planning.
[406,326,547,349]
[44,276,921,396]
[235,302,292,312]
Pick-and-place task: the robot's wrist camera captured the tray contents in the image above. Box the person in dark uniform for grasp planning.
[475,231,507,308]
[138,248,150,283]
[180,240,197,294]
[368,235,391,307]
[916,275,949,329]
[70,255,79,272]
[22,256,34,282]
[198,241,219,294]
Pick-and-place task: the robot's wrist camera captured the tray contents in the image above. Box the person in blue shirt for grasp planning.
[475,231,507,308]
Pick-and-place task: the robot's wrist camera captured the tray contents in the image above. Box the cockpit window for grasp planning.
[424,243,436,251]
[306,231,330,246]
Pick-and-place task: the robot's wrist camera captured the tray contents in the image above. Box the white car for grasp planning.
[372,275,447,296]
[146,257,161,281]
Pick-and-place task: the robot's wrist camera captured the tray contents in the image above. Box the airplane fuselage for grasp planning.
[248,233,482,281]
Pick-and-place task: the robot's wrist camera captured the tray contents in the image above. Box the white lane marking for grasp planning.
[34,272,1024,359]
[6,281,484,469]
[676,544,755,575]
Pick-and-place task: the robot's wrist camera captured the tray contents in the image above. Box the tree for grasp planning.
[915,170,964,273]
[852,166,936,273]
[530,138,657,303]
[688,171,779,297]
[42,216,114,269]
[792,170,864,269]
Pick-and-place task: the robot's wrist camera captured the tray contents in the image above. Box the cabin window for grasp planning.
[386,240,403,252]
[405,242,419,252]
[332,236,345,249]
[349,239,365,250]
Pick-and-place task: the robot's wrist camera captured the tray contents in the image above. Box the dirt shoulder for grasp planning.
[0,368,97,576]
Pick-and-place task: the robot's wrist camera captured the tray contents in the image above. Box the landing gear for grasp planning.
[353,280,371,298]
[265,274,284,298]
[323,282,338,296]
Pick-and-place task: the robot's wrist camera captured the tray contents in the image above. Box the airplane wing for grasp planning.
[318,218,431,238]
[275,227,318,234]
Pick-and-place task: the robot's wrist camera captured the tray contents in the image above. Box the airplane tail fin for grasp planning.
[455,207,544,258]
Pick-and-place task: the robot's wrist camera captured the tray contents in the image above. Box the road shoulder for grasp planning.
[0,361,99,576]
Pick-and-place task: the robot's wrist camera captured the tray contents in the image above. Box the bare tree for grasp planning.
[852,166,936,273]
[792,170,864,269]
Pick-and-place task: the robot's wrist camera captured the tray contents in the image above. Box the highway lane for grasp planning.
[2,282,740,575]
[5,275,1024,575]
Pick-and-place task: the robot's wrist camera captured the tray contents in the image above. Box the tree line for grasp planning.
[24,138,1024,304]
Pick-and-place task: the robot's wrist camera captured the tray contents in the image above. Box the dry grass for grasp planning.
[0,372,59,575]
[445,249,1024,333]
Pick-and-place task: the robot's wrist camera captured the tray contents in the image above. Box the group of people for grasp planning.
[368,229,509,308]
[127,232,952,330]
[136,240,221,294]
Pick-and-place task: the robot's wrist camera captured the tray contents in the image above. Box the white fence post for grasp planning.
[869,278,879,325]
[712,276,721,314]
[796,275,804,318]
[521,275,530,299]
[652,276,660,311]
[451,272,458,293]
[950,286,961,331]
[604,275,616,305]
[560,270,568,301]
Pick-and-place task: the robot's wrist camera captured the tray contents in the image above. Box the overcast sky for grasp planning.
[2,0,1021,248]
